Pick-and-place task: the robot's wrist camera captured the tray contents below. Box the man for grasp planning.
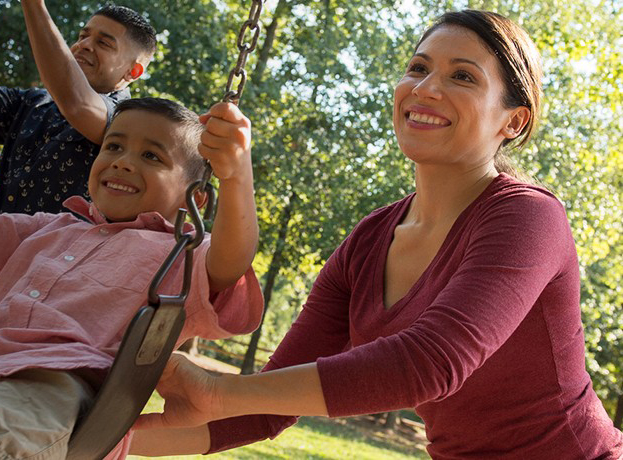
[0,2,156,214]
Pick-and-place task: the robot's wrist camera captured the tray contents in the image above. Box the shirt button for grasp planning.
[29,290,41,299]
[64,255,75,261]
[99,228,109,235]
[7,195,14,202]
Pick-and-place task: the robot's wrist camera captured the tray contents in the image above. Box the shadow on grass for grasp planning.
[296,416,429,458]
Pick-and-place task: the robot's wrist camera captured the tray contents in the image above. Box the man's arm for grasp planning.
[21,0,109,144]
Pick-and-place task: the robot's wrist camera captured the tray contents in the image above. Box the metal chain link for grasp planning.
[222,0,264,103]
[199,0,265,221]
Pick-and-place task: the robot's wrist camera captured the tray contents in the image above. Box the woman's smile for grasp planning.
[405,105,452,129]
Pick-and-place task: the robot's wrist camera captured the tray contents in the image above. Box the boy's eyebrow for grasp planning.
[412,52,485,73]
[104,132,169,153]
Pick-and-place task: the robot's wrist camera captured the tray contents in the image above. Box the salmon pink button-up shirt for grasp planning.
[0,196,263,378]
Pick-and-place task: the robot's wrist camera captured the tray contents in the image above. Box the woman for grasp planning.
[131,10,623,459]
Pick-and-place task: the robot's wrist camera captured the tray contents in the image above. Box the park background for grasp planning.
[1,0,621,457]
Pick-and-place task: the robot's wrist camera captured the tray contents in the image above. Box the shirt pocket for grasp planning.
[78,233,173,294]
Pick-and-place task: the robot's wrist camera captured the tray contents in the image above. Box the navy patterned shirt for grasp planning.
[0,86,129,214]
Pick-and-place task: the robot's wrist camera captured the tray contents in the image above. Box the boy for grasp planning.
[0,97,263,459]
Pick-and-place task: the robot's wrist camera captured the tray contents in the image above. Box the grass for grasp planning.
[128,393,430,459]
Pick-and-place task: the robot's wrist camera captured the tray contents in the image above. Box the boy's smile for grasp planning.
[88,110,190,223]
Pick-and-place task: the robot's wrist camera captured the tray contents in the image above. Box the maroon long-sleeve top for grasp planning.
[209,174,623,458]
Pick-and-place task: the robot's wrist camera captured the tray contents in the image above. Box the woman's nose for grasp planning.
[412,74,442,100]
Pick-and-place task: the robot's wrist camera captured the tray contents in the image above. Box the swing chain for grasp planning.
[201,0,265,219]
[222,0,264,103]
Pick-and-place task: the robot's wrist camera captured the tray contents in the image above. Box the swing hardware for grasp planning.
[223,0,264,103]
[137,179,206,365]
[203,0,265,219]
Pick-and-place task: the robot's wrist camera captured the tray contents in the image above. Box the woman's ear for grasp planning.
[502,106,531,140]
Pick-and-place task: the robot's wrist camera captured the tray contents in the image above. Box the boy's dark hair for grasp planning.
[112,98,206,182]
[94,4,157,58]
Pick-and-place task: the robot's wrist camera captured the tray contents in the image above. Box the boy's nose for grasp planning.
[111,155,136,172]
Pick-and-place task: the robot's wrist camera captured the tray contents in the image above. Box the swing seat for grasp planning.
[66,300,185,459]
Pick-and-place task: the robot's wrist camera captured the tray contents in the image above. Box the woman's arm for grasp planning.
[136,188,576,446]
[134,354,327,433]
[132,240,353,454]
[130,425,210,456]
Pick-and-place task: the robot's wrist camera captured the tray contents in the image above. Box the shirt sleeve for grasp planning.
[0,212,50,269]
[99,89,130,132]
[183,238,263,340]
[207,235,354,453]
[317,191,577,417]
[0,86,26,143]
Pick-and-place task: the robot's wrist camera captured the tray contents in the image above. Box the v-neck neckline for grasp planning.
[373,174,507,317]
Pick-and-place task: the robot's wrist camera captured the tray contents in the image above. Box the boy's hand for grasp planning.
[198,102,252,182]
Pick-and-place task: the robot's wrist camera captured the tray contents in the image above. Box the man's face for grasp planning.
[70,15,141,93]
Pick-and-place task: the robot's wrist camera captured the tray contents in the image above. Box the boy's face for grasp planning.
[88,110,190,223]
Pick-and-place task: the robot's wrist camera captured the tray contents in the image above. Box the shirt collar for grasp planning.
[105,87,131,100]
[63,196,195,234]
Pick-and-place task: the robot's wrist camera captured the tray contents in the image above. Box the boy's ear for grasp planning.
[193,189,208,210]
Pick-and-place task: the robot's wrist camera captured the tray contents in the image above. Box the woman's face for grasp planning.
[393,25,525,168]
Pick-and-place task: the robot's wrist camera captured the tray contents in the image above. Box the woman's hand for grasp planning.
[135,353,328,433]
[133,352,226,431]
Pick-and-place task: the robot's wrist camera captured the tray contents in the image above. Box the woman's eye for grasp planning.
[143,151,161,162]
[453,70,474,82]
[409,63,427,74]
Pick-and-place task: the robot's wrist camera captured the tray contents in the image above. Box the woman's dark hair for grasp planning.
[416,10,542,175]
[112,98,206,182]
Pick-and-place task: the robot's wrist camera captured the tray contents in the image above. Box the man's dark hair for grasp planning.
[94,4,157,58]
[112,98,206,182]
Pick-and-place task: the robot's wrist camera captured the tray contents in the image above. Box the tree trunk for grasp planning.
[384,411,400,430]
[614,393,623,430]
[240,195,296,374]
[252,0,289,84]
